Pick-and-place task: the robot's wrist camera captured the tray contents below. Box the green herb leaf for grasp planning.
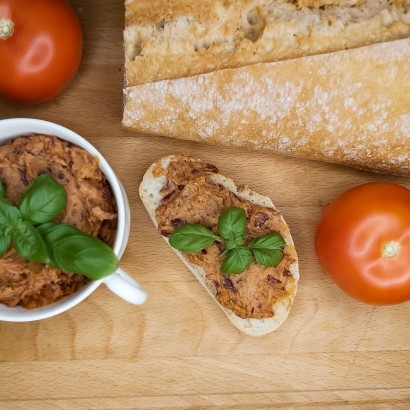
[217,207,247,242]
[36,222,78,267]
[36,221,79,240]
[19,174,67,224]
[0,200,22,226]
[0,225,11,257]
[169,224,221,253]
[221,246,254,274]
[39,222,118,280]
[248,231,286,267]
[13,220,50,263]
[53,236,118,280]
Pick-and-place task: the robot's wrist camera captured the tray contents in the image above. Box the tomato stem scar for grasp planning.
[382,241,400,258]
[0,19,14,40]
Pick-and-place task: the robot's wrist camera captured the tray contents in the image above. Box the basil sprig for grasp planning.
[168,206,286,274]
[0,176,118,280]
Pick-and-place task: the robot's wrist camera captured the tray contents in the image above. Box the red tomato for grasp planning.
[0,0,82,103]
[315,182,410,305]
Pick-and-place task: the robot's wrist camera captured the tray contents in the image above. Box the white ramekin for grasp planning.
[0,118,147,322]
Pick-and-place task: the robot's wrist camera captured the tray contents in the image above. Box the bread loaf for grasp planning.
[124,0,410,86]
[122,38,410,177]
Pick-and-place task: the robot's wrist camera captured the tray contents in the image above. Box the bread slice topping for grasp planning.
[153,155,297,319]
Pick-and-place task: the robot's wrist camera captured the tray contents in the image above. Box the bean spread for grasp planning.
[0,135,117,308]
[155,155,297,319]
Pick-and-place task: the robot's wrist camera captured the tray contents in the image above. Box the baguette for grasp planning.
[124,0,410,86]
[139,155,299,336]
[123,38,410,177]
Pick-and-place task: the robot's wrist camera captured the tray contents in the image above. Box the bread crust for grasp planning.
[139,155,299,336]
[124,0,410,86]
[124,39,410,177]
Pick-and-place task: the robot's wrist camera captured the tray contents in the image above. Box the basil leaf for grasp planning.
[0,225,11,257]
[217,207,247,242]
[169,224,221,253]
[19,174,67,224]
[13,220,50,264]
[249,231,285,267]
[251,248,284,267]
[221,246,254,274]
[36,222,77,267]
[37,222,79,240]
[0,201,22,226]
[52,235,118,280]
[249,231,285,250]
[39,222,118,279]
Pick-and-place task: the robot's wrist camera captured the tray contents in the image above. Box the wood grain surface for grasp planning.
[0,1,409,409]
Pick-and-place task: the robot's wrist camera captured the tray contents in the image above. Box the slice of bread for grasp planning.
[124,0,410,86]
[139,155,299,336]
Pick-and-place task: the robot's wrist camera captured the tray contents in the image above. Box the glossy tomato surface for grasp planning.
[0,0,82,103]
[315,182,410,305]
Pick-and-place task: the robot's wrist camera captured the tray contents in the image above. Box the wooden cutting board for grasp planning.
[0,1,409,408]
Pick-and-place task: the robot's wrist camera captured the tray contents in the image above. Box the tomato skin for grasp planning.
[0,0,82,104]
[315,182,410,305]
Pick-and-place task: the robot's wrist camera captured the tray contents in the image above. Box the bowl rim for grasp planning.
[0,118,129,322]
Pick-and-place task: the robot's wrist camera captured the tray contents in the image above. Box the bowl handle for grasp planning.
[102,268,147,305]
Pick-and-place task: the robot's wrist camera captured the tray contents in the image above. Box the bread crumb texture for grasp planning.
[123,38,410,176]
[124,0,410,85]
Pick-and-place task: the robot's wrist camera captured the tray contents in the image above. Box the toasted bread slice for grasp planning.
[139,155,299,336]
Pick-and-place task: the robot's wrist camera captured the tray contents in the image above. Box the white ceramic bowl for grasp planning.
[0,118,147,322]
